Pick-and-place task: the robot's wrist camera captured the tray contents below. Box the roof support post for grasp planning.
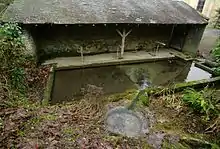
[116,28,132,59]
[77,47,84,63]
[80,47,84,63]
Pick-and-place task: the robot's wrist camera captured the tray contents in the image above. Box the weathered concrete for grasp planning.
[182,25,207,56]
[194,62,215,75]
[198,28,220,60]
[43,50,176,70]
[27,24,172,61]
[21,23,207,61]
[22,29,36,56]
[42,66,55,105]
[50,58,215,104]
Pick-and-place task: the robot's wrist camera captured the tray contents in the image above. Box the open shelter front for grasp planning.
[2,0,208,62]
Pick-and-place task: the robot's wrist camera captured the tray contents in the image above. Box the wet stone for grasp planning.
[105,106,148,137]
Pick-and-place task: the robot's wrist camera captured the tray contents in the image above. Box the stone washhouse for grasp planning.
[2,0,208,62]
[2,0,209,103]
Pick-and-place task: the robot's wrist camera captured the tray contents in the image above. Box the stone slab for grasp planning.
[43,49,176,70]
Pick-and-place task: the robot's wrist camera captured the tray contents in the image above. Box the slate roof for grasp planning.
[2,0,208,24]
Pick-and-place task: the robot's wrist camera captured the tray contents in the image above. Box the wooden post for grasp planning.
[77,47,84,63]
[155,41,166,56]
[116,29,132,59]
[80,47,84,63]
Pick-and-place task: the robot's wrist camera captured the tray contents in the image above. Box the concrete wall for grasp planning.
[182,0,220,24]
[25,24,205,61]
[27,24,174,61]
[182,24,206,55]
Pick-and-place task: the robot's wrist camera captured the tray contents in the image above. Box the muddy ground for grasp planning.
[0,88,219,149]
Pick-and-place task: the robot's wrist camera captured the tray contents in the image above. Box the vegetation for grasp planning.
[213,39,220,62]
[0,23,49,108]
[212,38,220,75]
[214,8,220,29]
[182,87,219,121]
[0,23,28,107]
[0,22,219,149]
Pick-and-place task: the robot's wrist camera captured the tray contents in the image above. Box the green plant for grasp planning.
[212,39,220,63]
[212,38,220,75]
[182,87,219,120]
[0,23,25,70]
[11,67,26,93]
[0,23,27,106]
[214,8,220,29]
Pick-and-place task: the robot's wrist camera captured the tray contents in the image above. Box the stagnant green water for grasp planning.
[51,60,211,104]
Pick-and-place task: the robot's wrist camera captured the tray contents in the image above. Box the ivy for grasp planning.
[0,23,27,105]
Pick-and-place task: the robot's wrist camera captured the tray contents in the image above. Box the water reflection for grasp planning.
[185,63,212,82]
[51,60,212,103]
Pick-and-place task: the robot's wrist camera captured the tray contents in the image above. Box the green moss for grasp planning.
[153,122,184,135]
[138,92,149,106]
[104,135,123,142]
[17,129,25,137]
[174,76,220,90]
[62,127,79,141]
[41,113,57,121]
[162,140,189,149]
[107,89,136,102]
[63,127,75,135]
[142,142,153,149]
[27,116,42,126]
[42,66,55,106]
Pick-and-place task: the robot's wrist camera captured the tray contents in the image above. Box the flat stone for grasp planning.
[43,49,176,70]
[105,106,148,137]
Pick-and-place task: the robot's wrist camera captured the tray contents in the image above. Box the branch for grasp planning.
[116,29,123,37]
[125,29,132,37]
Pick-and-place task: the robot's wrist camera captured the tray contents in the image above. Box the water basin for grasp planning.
[51,60,212,104]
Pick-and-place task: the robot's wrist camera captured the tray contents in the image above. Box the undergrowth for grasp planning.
[182,87,219,121]
[214,8,220,29]
[0,23,47,108]
[0,23,28,107]
[212,38,220,75]
[158,86,220,136]
[181,87,220,135]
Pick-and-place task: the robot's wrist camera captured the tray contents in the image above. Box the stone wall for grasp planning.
[182,24,206,56]
[26,24,173,61]
[22,29,36,56]
[24,24,205,61]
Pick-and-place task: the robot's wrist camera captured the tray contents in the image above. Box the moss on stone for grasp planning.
[42,65,55,106]
[107,89,137,102]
